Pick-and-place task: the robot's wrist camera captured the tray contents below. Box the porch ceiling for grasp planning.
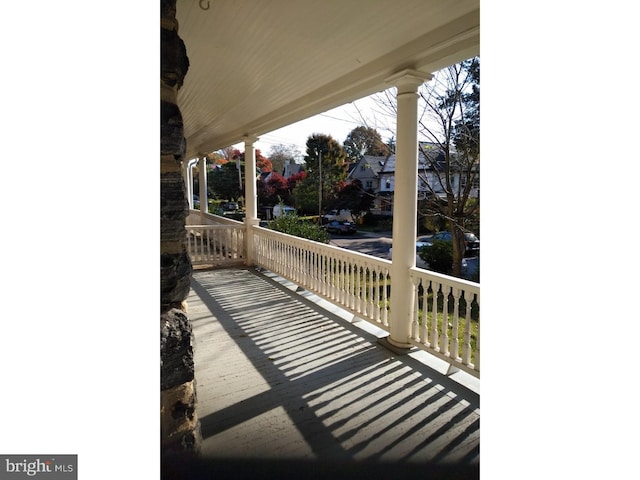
[175,0,480,159]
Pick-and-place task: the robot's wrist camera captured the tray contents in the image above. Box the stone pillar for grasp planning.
[243,136,260,266]
[385,69,432,350]
[160,0,201,457]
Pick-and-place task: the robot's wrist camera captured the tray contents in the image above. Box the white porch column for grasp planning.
[386,69,433,350]
[198,156,207,215]
[243,135,260,265]
[183,157,199,210]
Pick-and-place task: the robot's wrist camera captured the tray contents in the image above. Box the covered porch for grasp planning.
[176,0,480,362]
[178,266,479,476]
[161,0,480,473]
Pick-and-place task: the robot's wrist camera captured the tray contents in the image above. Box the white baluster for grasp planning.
[420,280,429,345]
[431,282,440,352]
[450,287,461,361]
[355,265,362,313]
[462,290,472,366]
[338,258,345,305]
[368,266,375,319]
[373,266,381,323]
[332,256,337,301]
[361,265,368,315]
[381,268,389,327]
[440,285,450,356]
[348,262,355,310]
[411,276,420,340]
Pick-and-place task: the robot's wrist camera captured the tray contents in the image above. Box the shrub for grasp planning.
[418,240,453,274]
[268,213,330,244]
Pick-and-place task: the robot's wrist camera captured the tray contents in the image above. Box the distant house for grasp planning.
[283,160,304,178]
[376,143,479,215]
[347,155,388,213]
[259,159,303,184]
[347,155,386,190]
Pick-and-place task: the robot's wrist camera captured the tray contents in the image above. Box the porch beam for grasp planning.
[386,69,433,350]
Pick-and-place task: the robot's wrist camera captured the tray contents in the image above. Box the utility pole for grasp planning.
[236,155,242,190]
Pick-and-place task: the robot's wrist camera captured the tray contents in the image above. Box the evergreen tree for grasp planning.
[293,134,348,215]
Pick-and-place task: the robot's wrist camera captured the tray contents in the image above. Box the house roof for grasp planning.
[362,155,387,176]
[348,155,388,180]
[381,145,449,174]
[175,0,480,159]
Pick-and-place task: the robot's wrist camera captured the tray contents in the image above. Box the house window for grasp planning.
[385,179,391,190]
[365,180,373,190]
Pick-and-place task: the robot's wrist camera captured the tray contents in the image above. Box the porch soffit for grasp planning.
[176,0,479,158]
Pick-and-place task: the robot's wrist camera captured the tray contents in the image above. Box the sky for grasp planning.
[233,92,397,160]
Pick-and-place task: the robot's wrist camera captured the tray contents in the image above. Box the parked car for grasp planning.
[425,231,480,257]
[272,204,296,218]
[387,231,479,266]
[325,220,357,235]
[322,209,352,222]
[221,201,239,211]
[387,241,429,268]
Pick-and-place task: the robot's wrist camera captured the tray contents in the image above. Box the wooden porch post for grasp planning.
[244,135,260,266]
[198,156,207,216]
[385,69,432,350]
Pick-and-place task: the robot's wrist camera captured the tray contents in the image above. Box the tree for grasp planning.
[233,149,272,173]
[329,179,375,222]
[257,171,289,207]
[256,149,272,173]
[217,146,240,163]
[268,210,330,244]
[373,56,480,278]
[206,150,230,166]
[208,161,243,201]
[286,170,306,192]
[419,57,479,277]
[343,126,391,162]
[293,134,348,215]
[268,143,301,174]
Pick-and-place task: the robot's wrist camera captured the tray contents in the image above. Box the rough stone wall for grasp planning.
[160,0,201,457]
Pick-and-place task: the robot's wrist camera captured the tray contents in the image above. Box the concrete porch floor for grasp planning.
[184,267,479,477]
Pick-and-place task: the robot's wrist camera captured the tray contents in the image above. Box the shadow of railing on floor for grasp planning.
[190,268,479,464]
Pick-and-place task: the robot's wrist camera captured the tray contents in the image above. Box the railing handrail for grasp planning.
[187,209,243,226]
[185,219,479,378]
[252,225,393,269]
[185,221,246,266]
[409,266,480,295]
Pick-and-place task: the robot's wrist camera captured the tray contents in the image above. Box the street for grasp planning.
[328,230,479,280]
[327,231,393,259]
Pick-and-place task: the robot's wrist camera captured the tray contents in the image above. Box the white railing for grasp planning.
[187,209,242,226]
[185,210,245,267]
[252,226,392,331]
[184,213,480,377]
[409,267,480,377]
